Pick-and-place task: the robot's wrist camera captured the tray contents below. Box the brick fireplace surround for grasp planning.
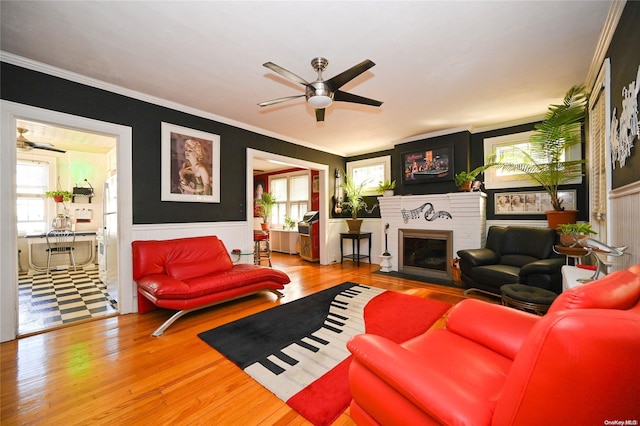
[379,192,487,279]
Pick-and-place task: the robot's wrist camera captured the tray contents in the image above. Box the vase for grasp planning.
[260,223,270,231]
[458,181,472,191]
[346,219,363,234]
[546,210,578,230]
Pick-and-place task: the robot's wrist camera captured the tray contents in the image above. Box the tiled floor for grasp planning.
[18,267,117,335]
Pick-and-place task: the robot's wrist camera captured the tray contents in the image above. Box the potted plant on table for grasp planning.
[557,223,597,247]
[489,85,588,228]
[340,172,371,233]
[255,192,277,231]
[45,190,72,203]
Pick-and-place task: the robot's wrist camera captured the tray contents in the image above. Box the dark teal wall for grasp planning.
[1,63,345,224]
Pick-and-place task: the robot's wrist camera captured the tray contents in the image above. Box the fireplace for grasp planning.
[399,229,453,282]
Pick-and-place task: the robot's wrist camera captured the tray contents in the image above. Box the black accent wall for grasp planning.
[609,1,640,189]
[1,63,345,224]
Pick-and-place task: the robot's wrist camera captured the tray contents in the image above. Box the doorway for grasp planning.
[1,101,134,342]
[246,148,329,265]
[15,119,118,335]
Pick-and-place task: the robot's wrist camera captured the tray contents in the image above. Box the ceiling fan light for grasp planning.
[308,95,332,109]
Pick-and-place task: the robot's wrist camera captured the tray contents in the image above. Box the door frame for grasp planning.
[246,148,329,265]
[0,100,133,342]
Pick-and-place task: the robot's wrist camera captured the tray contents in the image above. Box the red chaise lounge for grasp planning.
[132,235,290,336]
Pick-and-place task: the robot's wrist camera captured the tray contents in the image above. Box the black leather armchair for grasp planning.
[457,226,564,295]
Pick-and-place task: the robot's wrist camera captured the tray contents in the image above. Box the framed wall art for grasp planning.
[161,122,220,203]
[402,144,453,185]
[495,190,576,215]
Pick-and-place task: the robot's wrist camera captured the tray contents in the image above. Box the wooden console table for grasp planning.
[340,232,372,266]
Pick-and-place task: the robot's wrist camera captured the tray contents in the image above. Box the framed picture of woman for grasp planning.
[161,122,220,203]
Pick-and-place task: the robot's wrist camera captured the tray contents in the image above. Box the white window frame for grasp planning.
[268,170,310,228]
[483,130,582,189]
[346,155,391,196]
[16,153,56,236]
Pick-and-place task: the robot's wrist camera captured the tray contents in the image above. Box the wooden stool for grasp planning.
[254,231,272,267]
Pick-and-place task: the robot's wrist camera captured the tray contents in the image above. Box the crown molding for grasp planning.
[0,51,347,157]
[585,0,626,91]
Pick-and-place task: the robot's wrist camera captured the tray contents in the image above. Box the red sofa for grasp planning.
[347,264,640,425]
[132,235,290,336]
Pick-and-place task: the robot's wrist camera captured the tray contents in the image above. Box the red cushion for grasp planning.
[138,264,290,300]
[133,236,232,280]
[166,240,233,280]
[549,270,640,313]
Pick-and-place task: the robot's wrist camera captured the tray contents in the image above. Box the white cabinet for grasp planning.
[270,230,300,254]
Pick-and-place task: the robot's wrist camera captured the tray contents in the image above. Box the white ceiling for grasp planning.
[1,1,613,157]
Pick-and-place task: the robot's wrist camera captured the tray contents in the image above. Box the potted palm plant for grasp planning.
[489,85,588,228]
[340,172,370,233]
[255,192,277,231]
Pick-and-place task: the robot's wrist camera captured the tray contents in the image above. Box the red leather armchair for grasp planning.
[347,265,640,425]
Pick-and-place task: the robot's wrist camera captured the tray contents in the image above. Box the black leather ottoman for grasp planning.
[500,284,558,315]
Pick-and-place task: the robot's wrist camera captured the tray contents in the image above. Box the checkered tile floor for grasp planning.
[18,267,117,335]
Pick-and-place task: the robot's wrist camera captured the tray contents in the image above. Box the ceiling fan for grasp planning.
[258,57,383,122]
[16,127,66,153]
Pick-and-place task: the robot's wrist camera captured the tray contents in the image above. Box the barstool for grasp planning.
[254,230,272,267]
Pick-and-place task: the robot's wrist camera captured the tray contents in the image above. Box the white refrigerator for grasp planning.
[99,174,118,305]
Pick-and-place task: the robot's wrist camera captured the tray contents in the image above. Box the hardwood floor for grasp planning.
[1,252,490,425]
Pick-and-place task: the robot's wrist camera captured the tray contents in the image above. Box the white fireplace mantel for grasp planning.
[379,192,487,272]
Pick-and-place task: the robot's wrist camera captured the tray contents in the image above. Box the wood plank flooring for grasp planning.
[1,252,491,425]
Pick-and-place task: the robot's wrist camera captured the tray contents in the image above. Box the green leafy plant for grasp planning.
[376,179,396,194]
[339,171,371,219]
[557,222,597,247]
[45,190,72,202]
[557,223,597,236]
[255,192,277,224]
[283,214,296,230]
[454,164,494,189]
[488,85,588,211]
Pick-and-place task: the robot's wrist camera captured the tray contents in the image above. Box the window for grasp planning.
[269,171,310,227]
[483,130,582,189]
[346,155,391,195]
[16,157,54,235]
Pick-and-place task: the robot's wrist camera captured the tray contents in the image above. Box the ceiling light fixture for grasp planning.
[307,94,333,109]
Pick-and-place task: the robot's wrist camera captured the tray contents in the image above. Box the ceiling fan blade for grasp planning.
[33,144,66,153]
[263,62,311,86]
[326,59,375,90]
[258,94,305,107]
[315,108,325,122]
[334,90,383,107]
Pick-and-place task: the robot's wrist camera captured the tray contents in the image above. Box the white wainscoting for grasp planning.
[610,181,640,269]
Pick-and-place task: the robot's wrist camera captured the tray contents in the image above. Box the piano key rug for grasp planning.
[198,282,452,426]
